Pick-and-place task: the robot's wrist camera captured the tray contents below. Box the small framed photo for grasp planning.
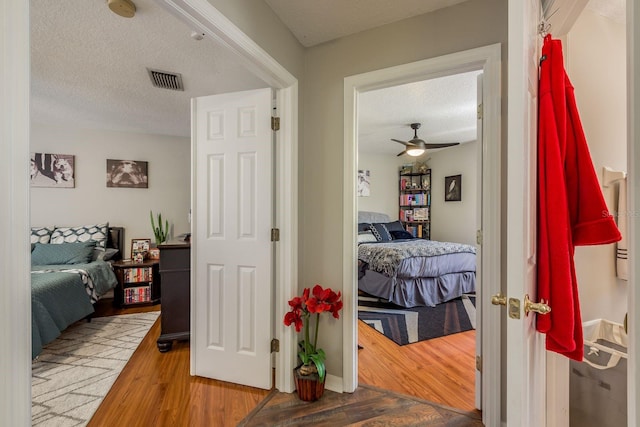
[131,238,151,262]
[445,174,462,202]
[107,159,149,188]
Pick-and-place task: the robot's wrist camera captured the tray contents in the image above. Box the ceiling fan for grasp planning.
[392,123,460,157]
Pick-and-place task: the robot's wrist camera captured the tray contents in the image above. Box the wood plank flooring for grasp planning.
[87,299,479,426]
[358,319,477,411]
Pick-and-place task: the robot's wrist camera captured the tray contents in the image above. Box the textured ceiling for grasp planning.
[264,0,469,47]
[358,71,481,155]
[30,0,622,143]
[30,0,267,138]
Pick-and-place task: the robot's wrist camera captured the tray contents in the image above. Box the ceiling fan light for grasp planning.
[406,148,425,157]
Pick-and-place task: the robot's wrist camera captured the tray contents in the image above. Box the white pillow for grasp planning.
[357,231,377,244]
[30,226,55,244]
[51,223,109,248]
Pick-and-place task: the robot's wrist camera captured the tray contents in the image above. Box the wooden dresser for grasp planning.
[156,241,190,352]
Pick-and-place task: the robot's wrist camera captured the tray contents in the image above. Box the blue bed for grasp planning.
[30,226,123,359]
[357,211,476,308]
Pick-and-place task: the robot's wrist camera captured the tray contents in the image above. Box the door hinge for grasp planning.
[271,228,280,242]
[476,355,482,373]
[271,116,280,131]
[271,338,280,352]
[476,229,483,246]
[477,103,483,120]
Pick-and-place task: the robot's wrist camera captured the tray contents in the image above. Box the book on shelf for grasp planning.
[123,267,153,283]
[124,285,151,303]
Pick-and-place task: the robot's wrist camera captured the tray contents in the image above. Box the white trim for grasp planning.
[1,0,31,423]
[158,0,295,89]
[161,0,298,393]
[628,1,638,425]
[342,44,502,427]
[274,84,299,393]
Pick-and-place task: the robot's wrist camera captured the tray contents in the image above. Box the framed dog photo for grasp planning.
[106,159,149,188]
[30,153,75,188]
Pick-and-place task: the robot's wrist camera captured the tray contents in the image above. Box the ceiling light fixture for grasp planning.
[406,146,426,157]
[108,0,136,18]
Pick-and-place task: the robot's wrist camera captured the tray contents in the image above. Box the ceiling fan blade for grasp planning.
[424,142,460,149]
[396,150,407,157]
[391,138,410,146]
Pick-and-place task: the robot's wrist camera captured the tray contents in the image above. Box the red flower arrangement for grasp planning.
[283,284,343,381]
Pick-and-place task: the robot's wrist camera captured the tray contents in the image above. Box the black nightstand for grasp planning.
[112,259,161,308]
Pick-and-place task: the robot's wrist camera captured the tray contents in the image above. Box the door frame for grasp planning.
[342,43,502,426]
[158,0,299,393]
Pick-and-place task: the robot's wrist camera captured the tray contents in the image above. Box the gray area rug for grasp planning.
[31,311,159,426]
[358,294,476,345]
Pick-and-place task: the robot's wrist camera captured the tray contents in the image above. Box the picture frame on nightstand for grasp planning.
[131,238,151,262]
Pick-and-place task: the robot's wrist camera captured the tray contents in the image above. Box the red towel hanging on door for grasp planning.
[536,34,621,361]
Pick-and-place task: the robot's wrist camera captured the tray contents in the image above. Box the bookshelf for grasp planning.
[399,169,431,239]
[112,259,161,307]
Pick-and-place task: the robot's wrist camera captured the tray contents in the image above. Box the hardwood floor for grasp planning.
[88,299,479,426]
[358,319,477,412]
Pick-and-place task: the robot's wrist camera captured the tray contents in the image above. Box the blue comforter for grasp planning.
[31,261,118,359]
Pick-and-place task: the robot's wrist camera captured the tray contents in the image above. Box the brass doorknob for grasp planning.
[524,294,551,315]
[491,293,507,306]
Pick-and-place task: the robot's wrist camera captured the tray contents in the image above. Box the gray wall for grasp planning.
[301,0,508,376]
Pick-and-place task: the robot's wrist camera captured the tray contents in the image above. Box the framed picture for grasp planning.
[131,238,151,262]
[106,159,149,188]
[445,174,462,202]
[357,170,370,197]
[30,153,75,188]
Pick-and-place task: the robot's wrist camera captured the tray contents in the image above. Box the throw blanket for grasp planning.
[32,261,117,303]
[358,240,476,277]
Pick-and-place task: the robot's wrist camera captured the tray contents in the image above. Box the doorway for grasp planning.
[342,44,502,425]
[355,70,481,411]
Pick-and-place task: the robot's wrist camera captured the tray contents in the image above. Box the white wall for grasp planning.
[30,123,191,258]
[429,141,478,246]
[356,152,406,220]
[567,9,627,324]
[357,141,478,247]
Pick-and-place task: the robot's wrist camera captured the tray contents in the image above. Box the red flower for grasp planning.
[282,284,343,381]
[307,284,343,319]
[284,309,303,332]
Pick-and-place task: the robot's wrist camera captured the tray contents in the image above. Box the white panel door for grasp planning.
[506,0,549,425]
[192,88,273,389]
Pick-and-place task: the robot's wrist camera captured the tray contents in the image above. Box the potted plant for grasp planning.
[283,284,343,401]
[150,210,169,246]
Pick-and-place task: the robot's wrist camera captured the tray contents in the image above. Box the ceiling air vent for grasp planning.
[147,68,184,91]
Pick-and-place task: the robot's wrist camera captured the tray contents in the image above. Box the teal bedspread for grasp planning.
[31,261,118,359]
[31,272,94,359]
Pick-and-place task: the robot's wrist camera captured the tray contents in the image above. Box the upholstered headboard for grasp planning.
[107,226,124,261]
[358,211,391,224]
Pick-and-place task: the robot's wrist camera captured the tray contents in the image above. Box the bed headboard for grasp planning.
[358,211,391,224]
[107,226,124,261]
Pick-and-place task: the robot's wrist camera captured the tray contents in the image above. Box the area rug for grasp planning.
[358,294,475,345]
[31,311,160,426]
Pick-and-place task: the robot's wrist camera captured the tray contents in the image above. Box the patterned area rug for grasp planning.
[31,311,159,426]
[358,294,475,345]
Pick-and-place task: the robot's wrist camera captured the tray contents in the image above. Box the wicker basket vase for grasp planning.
[294,366,325,402]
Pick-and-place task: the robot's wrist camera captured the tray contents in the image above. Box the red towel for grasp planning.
[536,35,621,361]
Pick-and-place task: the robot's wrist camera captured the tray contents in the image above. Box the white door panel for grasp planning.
[507,0,549,425]
[192,88,273,389]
